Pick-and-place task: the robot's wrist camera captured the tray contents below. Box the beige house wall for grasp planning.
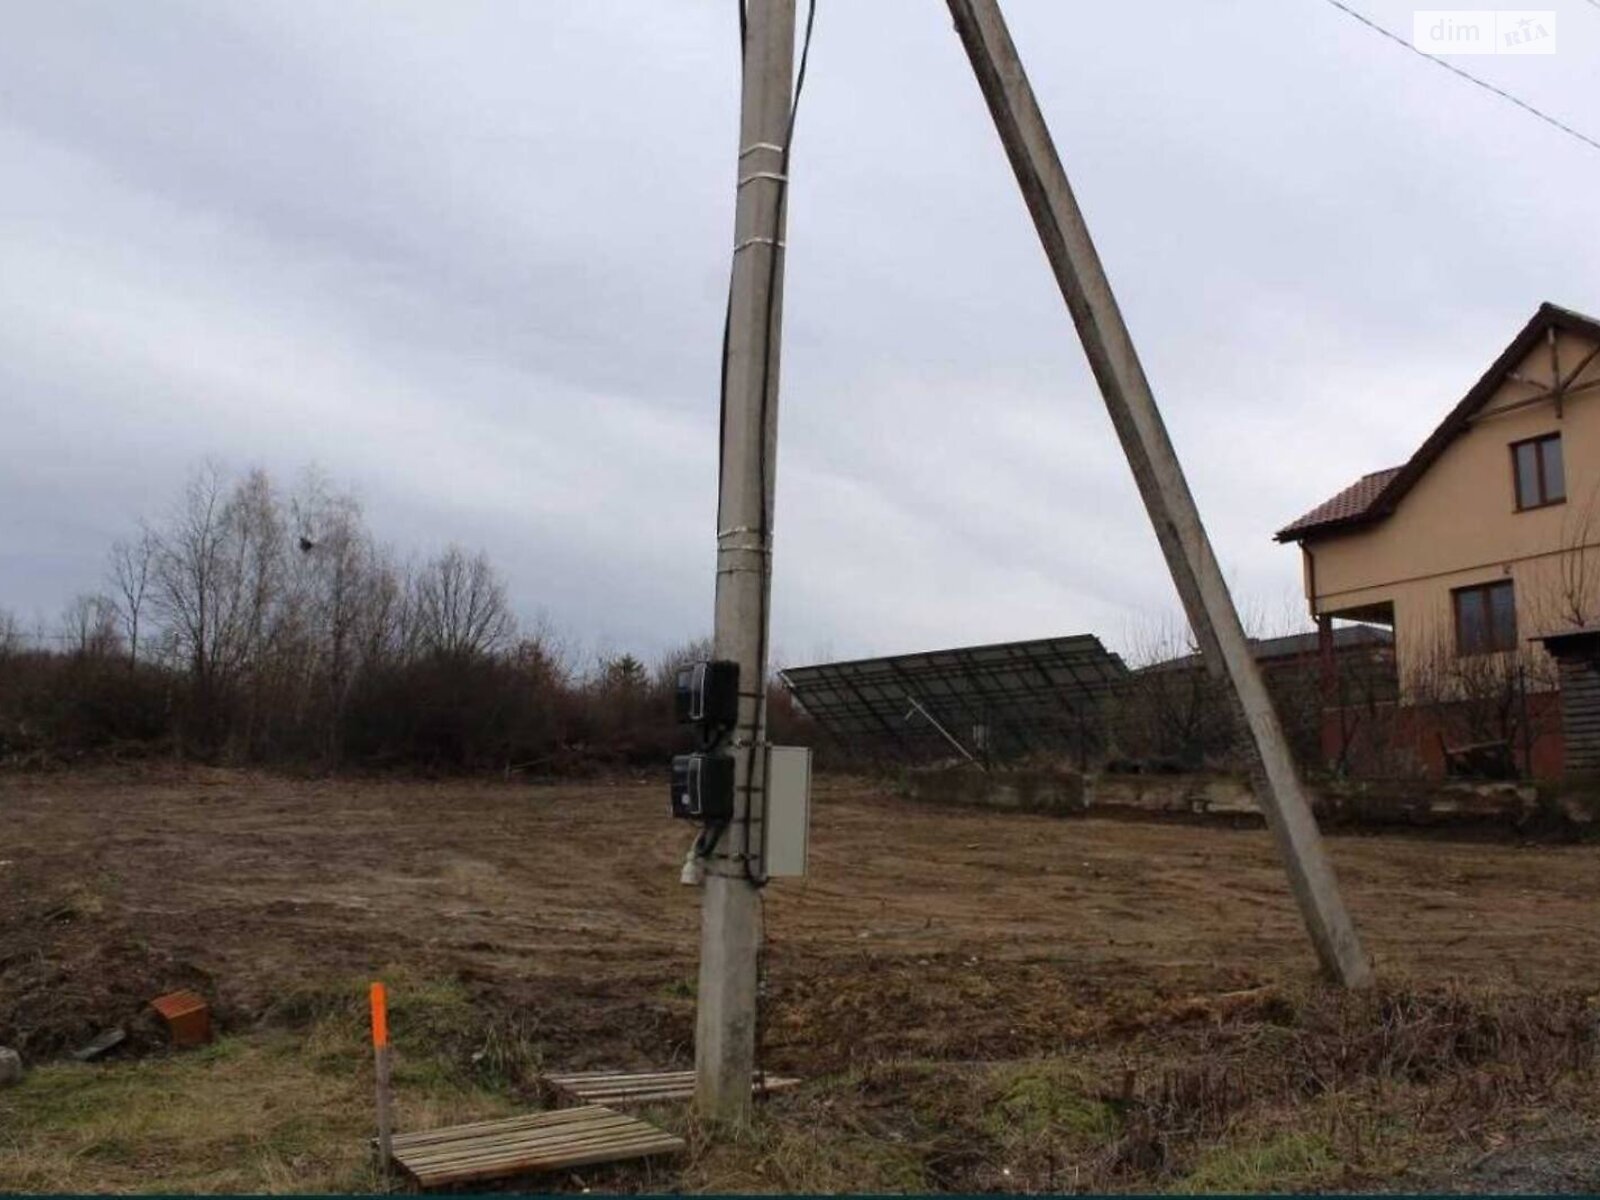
[1302,329,1600,690]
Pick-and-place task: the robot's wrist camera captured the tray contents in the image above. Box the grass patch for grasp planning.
[269,967,542,1089]
[658,974,695,1002]
[1175,1131,1340,1193]
[0,972,529,1195]
[983,1061,1119,1140]
[0,1035,381,1194]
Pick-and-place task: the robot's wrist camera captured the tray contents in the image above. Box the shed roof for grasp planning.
[1140,623,1392,675]
[1533,625,1600,651]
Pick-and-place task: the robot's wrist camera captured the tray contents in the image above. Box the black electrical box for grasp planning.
[675,659,740,728]
[670,752,735,821]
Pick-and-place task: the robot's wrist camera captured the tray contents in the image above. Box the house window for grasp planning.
[1453,580,1517,655]
[1512,433,1564,510]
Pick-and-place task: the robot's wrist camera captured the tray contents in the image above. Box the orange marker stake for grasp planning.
[370,981,389,1049]
[371,982,393,1182]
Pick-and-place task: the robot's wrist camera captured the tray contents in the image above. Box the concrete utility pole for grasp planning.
[696,0,797,1122]
[946,0,1372,988]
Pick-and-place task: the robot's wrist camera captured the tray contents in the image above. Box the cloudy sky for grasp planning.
[3,1,1597,667]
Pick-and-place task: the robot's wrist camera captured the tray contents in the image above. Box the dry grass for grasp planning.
[0,1035,380,1194]
[0,971,529,1195]
[676,982,1600,1194]
[0,977,1596,1193]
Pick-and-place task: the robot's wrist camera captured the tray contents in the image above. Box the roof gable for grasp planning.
[1277,302,1600,543]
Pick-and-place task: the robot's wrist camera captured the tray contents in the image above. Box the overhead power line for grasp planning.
[1316,0,1600,155]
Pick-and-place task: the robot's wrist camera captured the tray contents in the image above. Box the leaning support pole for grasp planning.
[695,0,798,1123]
[946,0,1372,988]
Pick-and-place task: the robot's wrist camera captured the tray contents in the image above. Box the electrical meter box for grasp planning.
[675,660,740,728]
[670,753,734,821]
[762,745,811,877]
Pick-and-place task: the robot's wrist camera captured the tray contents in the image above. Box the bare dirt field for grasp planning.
[2,768,1598,1193]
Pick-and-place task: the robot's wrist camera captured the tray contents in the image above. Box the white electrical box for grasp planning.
[762,745,811,878]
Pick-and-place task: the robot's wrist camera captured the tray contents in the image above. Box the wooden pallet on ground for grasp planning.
[387,1104,683,1189]
[543,1068,802,1107]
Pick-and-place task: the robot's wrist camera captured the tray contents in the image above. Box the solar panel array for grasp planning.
[778,635,1129,765]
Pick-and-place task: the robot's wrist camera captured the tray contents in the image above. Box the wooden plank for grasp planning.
[405,1146,680,1189]
[397,1114,643,1159]
[392,1116,600,1149]
[565,1078,800,1101]
[546,1070,696,1085]
[399,1119,647,1166]
[582,1088,699,1102]
[543,1069,800,1106]
[390,1104,683,1189]
[412,1137,682,1189]
[546,1072,693,1091]
[392,1106,623,1145]
[410,1127,681,1169]
[408,1133,684,1187]
[391,1107,603,1149]
[414,1127,683,1166]
[568,1085,706,1099]
[550,1075,800,1094]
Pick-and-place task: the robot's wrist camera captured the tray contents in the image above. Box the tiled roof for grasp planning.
[1276,468,1401,540]
[1274,303,1600,544]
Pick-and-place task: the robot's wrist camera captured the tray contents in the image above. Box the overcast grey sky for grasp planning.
[3,1,1597,666]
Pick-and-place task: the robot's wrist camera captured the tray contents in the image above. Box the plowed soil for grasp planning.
[4,767,1595,1070]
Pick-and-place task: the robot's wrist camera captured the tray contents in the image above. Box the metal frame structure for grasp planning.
[779,635,1127,766]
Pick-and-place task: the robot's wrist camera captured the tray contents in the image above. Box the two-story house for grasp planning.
[1276,303,1600,776]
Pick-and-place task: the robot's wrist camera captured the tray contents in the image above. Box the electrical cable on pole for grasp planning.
[695,0,813,1126]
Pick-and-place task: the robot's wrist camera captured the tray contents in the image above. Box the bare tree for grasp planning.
[413,545,514,659]
[109,527,156,666]
[288,473,399,760]
[356,549,409,671]
[150,462,230,698]
[148,463,289,747]
[225,467,287,671]
[1540,479,1600,630]
[0,607,21,663]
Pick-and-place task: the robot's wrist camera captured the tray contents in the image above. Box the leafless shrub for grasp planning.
[1402,627,1559,775]
[59,594,121,661]
[1107,618,1240,771]
[0,609,19,663]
